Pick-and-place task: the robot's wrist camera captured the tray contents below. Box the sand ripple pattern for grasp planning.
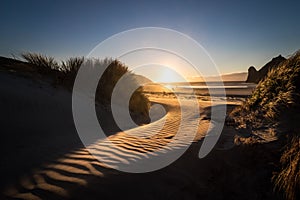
[3,98,210,199]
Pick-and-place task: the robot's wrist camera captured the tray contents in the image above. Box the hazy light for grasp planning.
[133,64,187,83]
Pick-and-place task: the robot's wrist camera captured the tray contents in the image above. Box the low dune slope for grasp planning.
[231,51,300,200]
[1,64,285,200]
[231,51,300,143]
[0,68,213,199]
[0,70,82,190]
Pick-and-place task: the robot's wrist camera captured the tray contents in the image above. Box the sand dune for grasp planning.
[2,92,217,199]
[0,69,226,198]
[3,70,278,200]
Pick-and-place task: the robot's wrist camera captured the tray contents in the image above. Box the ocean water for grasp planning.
[162,81,257,97]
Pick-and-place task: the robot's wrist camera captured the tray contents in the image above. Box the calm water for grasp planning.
[162,81,257,97]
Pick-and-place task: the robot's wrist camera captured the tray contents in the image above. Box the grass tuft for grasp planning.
[22,52,59,71]
[61,57,84,73]
[231,51,300,132]
[273,136,300,200]
[20,52,150,119]
[230,50,300,200]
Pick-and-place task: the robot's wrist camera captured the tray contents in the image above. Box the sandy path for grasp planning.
[0,72,242,199]
[3,94,218,199]
[87,96,212,171]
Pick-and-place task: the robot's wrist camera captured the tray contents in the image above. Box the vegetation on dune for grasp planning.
[94,58,150,117]
[61,57,84,73]
[21,53,60,71]
[96,58,130,104]
[21,52,150,118]
[21,52,84,73]
[273,136,300,200]
[231,51,300,200]
[231,51,300,133]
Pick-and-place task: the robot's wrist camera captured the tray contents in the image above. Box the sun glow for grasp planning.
[132,63,188,83]
[154,67,183,83]
[119,48,199,84]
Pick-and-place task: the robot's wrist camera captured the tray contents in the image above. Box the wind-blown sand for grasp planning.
[0,71,280,200]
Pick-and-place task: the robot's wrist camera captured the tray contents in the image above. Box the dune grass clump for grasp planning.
[21,52,150,118]
[230,51,300,200]
[96,58,130,103]
[273,136,300,200]
[231,51,300,131]
[22,52,83,73]
[61,57,84,73]
[22,53,59,71]
[94,58,150,116]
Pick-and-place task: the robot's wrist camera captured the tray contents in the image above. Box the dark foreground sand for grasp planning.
[0,71,283,200]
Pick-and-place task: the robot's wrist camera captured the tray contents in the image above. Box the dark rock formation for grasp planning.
[246,55,286,83]
[246,66,258,83]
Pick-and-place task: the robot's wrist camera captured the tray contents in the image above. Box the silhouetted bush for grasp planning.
[231,51,300,131]
[273,136,300,200]
[21,52,150,118]
[61,57,84,72]
[230,51,300,200]
[22,53,59,72]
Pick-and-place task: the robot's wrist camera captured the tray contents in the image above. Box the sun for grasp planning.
[153,67,186,83]
[132,62,191,83]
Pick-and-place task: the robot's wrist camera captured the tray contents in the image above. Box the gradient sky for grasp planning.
[1,0,300,76]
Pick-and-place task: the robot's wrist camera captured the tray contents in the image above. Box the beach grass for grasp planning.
[22,52,59,71]
[21,52,150,118]
[230,50,300,200]
[231,51,300,132]
[273,136,300,200]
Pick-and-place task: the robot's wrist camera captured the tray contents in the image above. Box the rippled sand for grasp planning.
[1,73,243,199]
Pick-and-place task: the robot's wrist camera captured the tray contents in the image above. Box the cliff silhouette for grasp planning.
[246,55,286,83]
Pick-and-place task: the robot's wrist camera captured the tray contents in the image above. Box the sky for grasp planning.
[1,0,300,78]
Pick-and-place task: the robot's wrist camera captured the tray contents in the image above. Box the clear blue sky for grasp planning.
[1,0,299,74]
